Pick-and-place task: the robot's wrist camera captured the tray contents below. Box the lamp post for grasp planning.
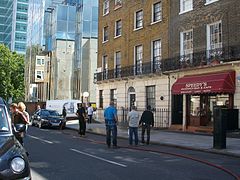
[83,91,89,104]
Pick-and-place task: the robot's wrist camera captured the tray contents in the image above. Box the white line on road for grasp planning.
[70,148,127,168]
[28,135,53,144]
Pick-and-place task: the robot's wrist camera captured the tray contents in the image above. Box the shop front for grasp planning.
[171,71,236,132]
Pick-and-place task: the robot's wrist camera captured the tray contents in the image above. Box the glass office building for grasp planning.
[0,0,28,54]
[27,0,45,47]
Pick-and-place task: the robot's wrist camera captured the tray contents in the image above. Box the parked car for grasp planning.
[0,103,31,179]
[31,109,65,129]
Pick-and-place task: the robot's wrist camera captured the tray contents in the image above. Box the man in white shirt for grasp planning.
[87,103,94,124]
[127,106,140,146]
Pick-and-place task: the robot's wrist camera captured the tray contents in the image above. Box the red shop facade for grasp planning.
[171,71,236,132]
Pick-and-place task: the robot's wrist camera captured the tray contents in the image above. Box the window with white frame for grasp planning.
[135,45,143,74]
[103,55,108,79]
[36,58,41,65]
[103,26,108,42]
[207,21,222,58]
[152,39,162,72]
[152,2,162,23]
[115,0,122,7]
[180,0,193,13]
[205,0,219,5]
[115,20,122,37]
[146,86,156,109]
[36,70,44,80]
[135,10,143,29]
[115,51,121,77]
[41,59,45,65]
[110,89,117,105]
[180,29,193,62]
[103,0,109,15]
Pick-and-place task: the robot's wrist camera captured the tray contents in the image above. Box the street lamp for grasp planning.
[83,92,89,104]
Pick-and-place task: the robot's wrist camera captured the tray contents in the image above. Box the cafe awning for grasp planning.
[172,71,235,95]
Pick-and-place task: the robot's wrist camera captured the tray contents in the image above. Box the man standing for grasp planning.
[76,103,86,136]
[139,105,154,145]
[87,103,94,124]
[127,106,140,146]
[104,101,118,148]
[61,106,67,130]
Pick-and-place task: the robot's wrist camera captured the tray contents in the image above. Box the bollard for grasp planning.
[213,107,227,149]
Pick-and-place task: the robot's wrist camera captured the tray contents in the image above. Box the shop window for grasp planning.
[190,96,200,116]
[146,86,155,109]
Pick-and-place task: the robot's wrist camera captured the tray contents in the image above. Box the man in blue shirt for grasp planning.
[104,101,118,148]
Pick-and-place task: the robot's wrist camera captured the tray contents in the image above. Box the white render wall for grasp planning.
[96,75,170,110]
[96,62,240,129]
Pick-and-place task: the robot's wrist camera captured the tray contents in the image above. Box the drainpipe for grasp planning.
[162,72,171,127]
[167,74,171,127]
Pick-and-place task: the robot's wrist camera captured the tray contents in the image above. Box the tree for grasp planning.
[0,44,25,102]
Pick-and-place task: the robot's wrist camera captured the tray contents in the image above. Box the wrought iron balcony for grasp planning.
[94,45,240,82]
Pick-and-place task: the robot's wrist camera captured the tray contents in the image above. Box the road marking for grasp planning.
[28,135,53,144]
[70,148,127,168]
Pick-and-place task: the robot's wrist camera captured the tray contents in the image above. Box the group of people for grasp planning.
[9,102,30,145]
[76,103,94,136]
[104,101,154,148]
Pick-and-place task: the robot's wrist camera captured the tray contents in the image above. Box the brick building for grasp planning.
[95,0,240,131]
[96,0,170,127]
[169,0,240,131]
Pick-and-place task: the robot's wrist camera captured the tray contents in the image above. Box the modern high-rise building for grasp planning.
[43,0,98,101]
[0,0,29,54]
[73,0,98,103]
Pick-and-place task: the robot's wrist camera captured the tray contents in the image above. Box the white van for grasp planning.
[46,100,82,119]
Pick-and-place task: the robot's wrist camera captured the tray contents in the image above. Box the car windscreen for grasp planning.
[41,110,59,116]
[0,106,9,132]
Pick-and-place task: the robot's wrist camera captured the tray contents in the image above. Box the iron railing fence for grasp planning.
[95,108,170,128]
[94,46,240,82]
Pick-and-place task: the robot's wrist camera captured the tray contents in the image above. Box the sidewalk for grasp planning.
[66,120,240,157]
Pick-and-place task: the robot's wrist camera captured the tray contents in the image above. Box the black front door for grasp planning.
[129,94,136,109]
[172,95,183,124]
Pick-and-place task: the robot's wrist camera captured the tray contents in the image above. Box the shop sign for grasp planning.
[181,82,212,93]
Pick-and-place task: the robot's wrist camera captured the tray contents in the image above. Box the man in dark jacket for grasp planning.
[76,103,86,136]
[139,105,154,145]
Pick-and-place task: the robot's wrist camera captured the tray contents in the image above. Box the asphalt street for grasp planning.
[24,126,240,180]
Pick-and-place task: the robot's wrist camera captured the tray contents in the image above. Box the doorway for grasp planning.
[128,87,136,109]
[172,95,183,124]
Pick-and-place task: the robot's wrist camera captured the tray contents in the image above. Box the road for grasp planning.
[25,126,240,180]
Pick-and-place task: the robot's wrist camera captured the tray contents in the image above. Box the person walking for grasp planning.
[76,103,86,136]
[18,102,30,132]
[87,103,94,124]
[10,103,28,145]
[104,101,118,148]
[139,105,154,145]
[127,106,140,146]
[60,106,67,130]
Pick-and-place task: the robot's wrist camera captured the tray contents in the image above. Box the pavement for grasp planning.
[66,120,240,158]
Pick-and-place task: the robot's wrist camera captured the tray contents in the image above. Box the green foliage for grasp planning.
[0,44,25,102]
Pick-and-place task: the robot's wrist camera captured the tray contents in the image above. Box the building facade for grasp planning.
[95,0,240,131]
[73,0,98,103]
[0,0,29,54]
[95,0,170,126]
[168,0,240,132]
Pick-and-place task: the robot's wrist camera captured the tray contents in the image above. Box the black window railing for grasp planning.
[94,46,240,82]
